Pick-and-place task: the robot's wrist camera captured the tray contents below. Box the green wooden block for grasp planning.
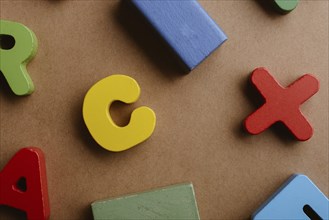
[273,0,299,14]
[91,183,200,220]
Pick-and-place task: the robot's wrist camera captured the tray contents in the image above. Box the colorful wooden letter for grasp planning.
[273,0,299,14]
[252,174,329,220]
[0,147,50,220]
[0,20,38,95]
[130,0,227,71]
[91,183,200,220]
[244,67,319,141]
[83,75,156,152]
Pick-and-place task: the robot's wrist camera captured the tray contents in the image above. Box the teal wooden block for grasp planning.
[91,183,200,220]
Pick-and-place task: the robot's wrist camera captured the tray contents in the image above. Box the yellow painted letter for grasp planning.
[83,75,156,152]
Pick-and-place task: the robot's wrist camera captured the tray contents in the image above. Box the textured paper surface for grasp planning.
[0,1,328,219]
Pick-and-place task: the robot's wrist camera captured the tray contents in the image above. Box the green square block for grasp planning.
[91,183,200,220]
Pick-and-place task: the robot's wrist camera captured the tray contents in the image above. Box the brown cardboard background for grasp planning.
[0,1,328,219]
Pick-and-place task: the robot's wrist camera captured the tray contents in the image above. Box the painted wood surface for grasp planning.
[273,0,299,14]
[131,0,227,71]
[83,75,156,152]
[91,183,200,220]
[0,147,50,220]
[0,20,38,95]
[252,174,329,220]
[244,68,319,141]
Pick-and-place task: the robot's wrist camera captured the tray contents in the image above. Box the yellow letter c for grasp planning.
[82,75,156,152]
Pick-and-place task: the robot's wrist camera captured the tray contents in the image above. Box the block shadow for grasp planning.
[0,72,31,103]
[113,0,188,78]
[254,0,283,17]
[0,206,26,220]
[79,204,93,220]
[70,92,114,157]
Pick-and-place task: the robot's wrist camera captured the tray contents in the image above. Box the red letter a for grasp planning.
[0,147,50,220]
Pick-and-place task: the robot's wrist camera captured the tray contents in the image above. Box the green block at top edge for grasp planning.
[91,183,200,220]
[273,0,299,13]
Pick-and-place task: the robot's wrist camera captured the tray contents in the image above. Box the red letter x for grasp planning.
[244,68,319,141]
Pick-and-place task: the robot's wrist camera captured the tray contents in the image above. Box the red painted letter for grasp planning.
[0,147,50,220]
[244,68,319,141]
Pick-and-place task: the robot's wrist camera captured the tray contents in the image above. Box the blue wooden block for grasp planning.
[130,0,227,71]
[252,174,329,220]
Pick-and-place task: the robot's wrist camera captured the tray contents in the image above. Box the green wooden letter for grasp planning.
[0,20,38,95]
